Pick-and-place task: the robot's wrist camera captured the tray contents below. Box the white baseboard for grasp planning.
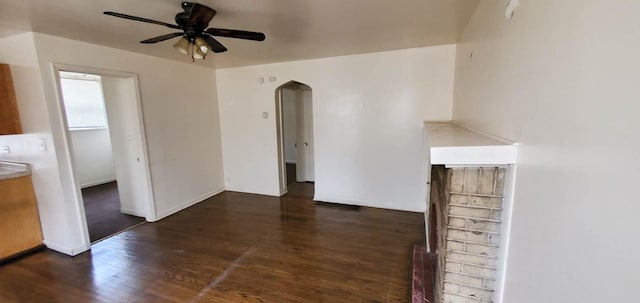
[120,208,146,218]
[43,240,90,256]
[224,187,280,197]
[313,195,424,213]
[80,178,117,189]
[285,160,297,164]
[154,187,225,221]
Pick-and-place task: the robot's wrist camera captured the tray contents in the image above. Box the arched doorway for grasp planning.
[274,81,314,197]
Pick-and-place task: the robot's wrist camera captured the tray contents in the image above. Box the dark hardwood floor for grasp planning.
[286,163,297,185]
[0,186,425,302]
[82,182,145,243]
[286,181,315,198]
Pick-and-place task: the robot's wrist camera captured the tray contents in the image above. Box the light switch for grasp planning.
[1,146,10,154]
[262,112,268,119]
[39,139,47,151]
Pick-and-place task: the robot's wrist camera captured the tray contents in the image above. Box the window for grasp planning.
[59,71,108,130]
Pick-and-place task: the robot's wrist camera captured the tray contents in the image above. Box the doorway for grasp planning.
[275,81,314,197]
[56,69,153,243]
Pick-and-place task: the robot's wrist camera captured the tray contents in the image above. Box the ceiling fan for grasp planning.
[103,2,265,61]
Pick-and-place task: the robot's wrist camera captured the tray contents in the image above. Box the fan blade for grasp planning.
[140,33,184,44]
[203,34,228,53]
[186,3,217,28]
[104,11,180,29]
[206,28,266,41]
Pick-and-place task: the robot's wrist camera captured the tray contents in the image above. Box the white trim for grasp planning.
[154,188,225,221]
[313,195,424,213]
[275,87,287,195]
[430,145,518,165]
[120,208,147,218]
[80,178,117,189]
[494,165,517,303]
[285,160,297,164]
[43,240,90,256]
[49,63,157,254]
[68,126,108,132]
[225,187,281,197]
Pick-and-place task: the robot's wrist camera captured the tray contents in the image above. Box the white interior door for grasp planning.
[295,89,305,182]
[302,89,314,181]
[100,76,151,218]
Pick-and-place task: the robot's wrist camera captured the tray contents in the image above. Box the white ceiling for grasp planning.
[0,0,480,69]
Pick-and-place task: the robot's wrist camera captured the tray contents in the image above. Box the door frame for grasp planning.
[51,63,156,247]
[274,81,314,196]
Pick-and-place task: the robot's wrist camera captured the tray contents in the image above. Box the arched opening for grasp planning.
[274,81,314,197]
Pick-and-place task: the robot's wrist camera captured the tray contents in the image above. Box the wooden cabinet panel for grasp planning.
[0,176,43,259]
[0,63,22,135]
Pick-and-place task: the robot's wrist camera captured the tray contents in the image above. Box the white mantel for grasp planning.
[424,122,517,165]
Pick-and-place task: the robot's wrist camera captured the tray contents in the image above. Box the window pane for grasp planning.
[59,74,108,129]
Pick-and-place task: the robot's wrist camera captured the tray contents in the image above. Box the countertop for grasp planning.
[0,161,31,180]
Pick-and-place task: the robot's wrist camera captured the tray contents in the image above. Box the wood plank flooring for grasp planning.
[82,182,145,243]
[0,188,425,302]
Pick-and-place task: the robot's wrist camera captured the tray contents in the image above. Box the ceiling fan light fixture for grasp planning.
[194,37,210,54]
[192,44,206,60]
[173,37,190,55]
[104,2,266,61]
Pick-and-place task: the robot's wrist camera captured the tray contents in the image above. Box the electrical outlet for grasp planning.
[1,146,10,154]
[262,112,268,119]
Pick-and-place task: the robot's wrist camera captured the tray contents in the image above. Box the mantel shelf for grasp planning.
[424,122,517,166]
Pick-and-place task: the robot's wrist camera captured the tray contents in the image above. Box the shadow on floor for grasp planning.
[82,182,145,243]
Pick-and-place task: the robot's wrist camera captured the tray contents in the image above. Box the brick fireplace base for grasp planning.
[412,245,437,303]
[429,166,507,303]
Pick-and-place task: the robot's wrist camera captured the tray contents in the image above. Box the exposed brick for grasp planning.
[450,168,465,193]
[459,285,494,301]
[450,206,491,219]
[449,217,467,228]
[469,196,503,208]
[444,272,483,287]
[450,194,469,205]
[462,264,497,278]
[448,229,489,243]
[443,293,481,303]
[463,168,480,194]
[478,168,496,195]
[495,168,506,196]
[466,220,501,233]
[488,234,501,246]
[490,210,503,221]
[447,240,465,252]
[447,252,498,268]
[434,166,508,303]
[483,279,496,289]
[444,282,461,293]
[465,243,499,257]
[446,261,463,273]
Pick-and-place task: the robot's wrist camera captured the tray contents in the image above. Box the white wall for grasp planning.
[454,1,640,302]
[282,88,298,163]
[33,32,225,222]
[0,32,225,255]
[217,45,456,211]
[100,75,151,217]
[69,129,116,188]
[0,33,80,254]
